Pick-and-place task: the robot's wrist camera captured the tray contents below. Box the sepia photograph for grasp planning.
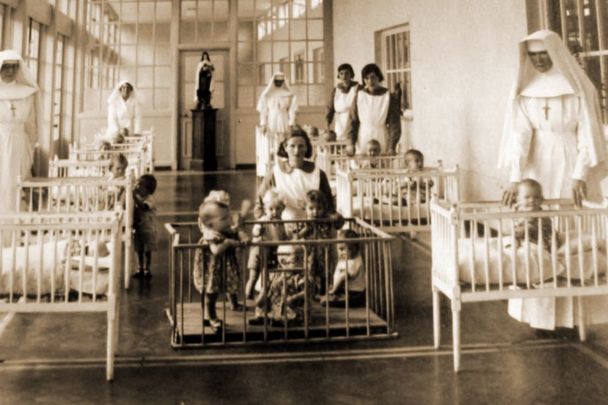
[1,0,608,403]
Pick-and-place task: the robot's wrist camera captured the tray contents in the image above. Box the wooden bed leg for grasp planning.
[107,294,117,381]
[577,297,587,342]
[432,287,441,349]
[124,243,131,290]
[452,306,461,372]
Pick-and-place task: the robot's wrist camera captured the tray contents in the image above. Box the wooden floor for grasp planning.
[172,300,390,345]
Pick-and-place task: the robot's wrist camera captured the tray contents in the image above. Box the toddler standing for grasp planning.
[193,197,250,332]
[132,174,158,280]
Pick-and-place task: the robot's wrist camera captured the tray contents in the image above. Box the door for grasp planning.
[178,50,229,170]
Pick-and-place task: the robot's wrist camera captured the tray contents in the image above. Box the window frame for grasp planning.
[377,23,412,111]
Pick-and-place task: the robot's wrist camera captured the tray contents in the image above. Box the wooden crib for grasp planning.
[48,156,112,178]
[336,164,459,235]
[0,211,123,380]
[318,154,407,193]
[430,198,608,371]
[69,144,145,178]
[17,175,135,289]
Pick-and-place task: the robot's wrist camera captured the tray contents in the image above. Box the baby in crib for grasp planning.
[193,195,250,332]
[390,148,434,205]
[350,139,383,170]
[320,229,366,307]
[249,244,313,326]
[245,189,288,299]
[508,178,555,249]
[106,153,129,209]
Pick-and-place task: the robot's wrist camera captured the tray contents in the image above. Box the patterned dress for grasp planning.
[193,229,242,295]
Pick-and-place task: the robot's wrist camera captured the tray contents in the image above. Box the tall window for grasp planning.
[84,0,172,112]
[237,0,326,108]
[180,0,229,43]
[24,18,42,82]
[52,35,66,141]
[529,0,608,122]
[378,24,411,111]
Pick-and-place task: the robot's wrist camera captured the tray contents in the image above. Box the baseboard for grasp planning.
[235,164,256,170]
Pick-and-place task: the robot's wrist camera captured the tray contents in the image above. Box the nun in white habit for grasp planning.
[0,49,39,215]
[256,72,298,177]
[106,80,142,138]
[499,30,608,330]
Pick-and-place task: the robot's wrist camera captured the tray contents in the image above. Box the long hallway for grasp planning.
[3,170,608,404]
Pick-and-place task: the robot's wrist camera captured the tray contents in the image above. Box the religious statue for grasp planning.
[195,51,214,109]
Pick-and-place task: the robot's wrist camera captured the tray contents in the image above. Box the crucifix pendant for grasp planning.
[542,99,550,120]
[8,102,15,117]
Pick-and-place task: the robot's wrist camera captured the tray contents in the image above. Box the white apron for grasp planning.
[334,86,358,140]
[355,91,389,153]
[273,163,320,220]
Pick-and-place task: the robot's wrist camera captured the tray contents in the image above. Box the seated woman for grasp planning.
[255,127,337,222]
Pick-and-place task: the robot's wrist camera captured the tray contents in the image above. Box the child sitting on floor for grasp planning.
[245,189,288,299]
[249,244,312,326]
[321,229,366,307]
[193,197,250,332]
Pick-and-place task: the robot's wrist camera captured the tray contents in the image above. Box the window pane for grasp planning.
[214,0,229,20]
[238,85,254,108]
[290,19,306,40]
[155,46,171,64]
[155,23,171,42]
[238,21,255,41]
[238,0,254,18]
[138,46,155,65]
[155,66,171,87]
[138,23,154,43]
[564,0,582,50]
[257,42,272,62]
[214,20,228,41]
[155,87,170,109]
[238,63,256,84]
[307,19,323,40]
[582,0,599,51]
[238,42,254,63]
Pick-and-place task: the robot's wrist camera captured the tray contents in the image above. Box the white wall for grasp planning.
[333,0,528,201]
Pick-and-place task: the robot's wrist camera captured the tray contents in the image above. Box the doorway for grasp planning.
[178,49,229,170]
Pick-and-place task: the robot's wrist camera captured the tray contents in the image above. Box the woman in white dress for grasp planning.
[346,63,401,155]
[0,50,39,216]
[255,128,334,221]
[106,80,142,139]
[499,30,608,331]
[256,72,298,177]
[326,63,359,140]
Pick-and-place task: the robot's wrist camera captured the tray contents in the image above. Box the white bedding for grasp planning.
[0,240,68,295]
[457,236,607,285]
[349,197,429,223]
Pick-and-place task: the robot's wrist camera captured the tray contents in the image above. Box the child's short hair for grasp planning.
[304,190,328,213]
[517,178,544,197]
[277,244,304,265]
[198,200,230,227]
[98,140,112,151]
[137,174,157,195]
[367,139,381,149]
[404,148,424,166]
[337,229,360,255]
[110,153,128,170]
[262,189,285,209]
[112,132,125,144]
[204,190,231,206]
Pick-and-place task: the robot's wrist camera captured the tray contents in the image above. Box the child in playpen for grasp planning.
[249,244,312,326]
[193,198,250,332]
[507,178,556,249]
[294,190,344,295]
[132,174,158,280]
[321,229,366,307]
[245,189,288,299]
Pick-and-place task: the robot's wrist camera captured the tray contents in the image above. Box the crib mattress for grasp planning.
[455,237,607,285]
[349,197,429,224]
